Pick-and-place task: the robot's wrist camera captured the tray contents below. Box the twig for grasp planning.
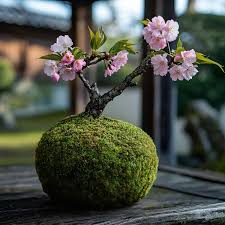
[85,55,152,117]
[88,56,106,67]
[77,72,100,100]
[101,55,151,104]
[84,54,107,69]
[77,72,92,94]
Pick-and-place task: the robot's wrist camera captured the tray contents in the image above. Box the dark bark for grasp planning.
[83,55,151,118]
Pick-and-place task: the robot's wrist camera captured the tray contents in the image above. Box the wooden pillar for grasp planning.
[142,0,176,165]
[142,0,163,149]
[70,1,92,114]
[160,0,176,165]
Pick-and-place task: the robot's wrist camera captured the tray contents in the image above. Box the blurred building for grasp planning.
[0,2,70,78]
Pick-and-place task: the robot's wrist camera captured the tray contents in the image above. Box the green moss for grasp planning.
[35,113,158,209]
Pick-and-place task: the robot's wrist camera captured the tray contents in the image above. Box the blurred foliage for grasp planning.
[0,58,15,93]
[6,80,39,111]
[0,111,67,166]
[178,13,225,51]
[177,14,225,116]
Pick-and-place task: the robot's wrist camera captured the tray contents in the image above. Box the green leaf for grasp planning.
[196,52,224,72]
[72,47,86,59]
[99,27,107,48]
[40,54,62,61]
[88,26,95,49]
[88,26,107,50]
[140,19,150,26]
[88,26,95,40]
[177,37,183,49]
[175,37,185,54]
[176,47,185,54]
[109,40,136,55]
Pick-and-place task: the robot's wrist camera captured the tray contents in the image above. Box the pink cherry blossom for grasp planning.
[143,20,167,50]
[174,53,182,62]
[73,59,86,72]
[60,67,76,81]
[149,36,167,51]
[182,63,198,80]
[151,54,168,76]
[44,60,58,77]
[143,16,179,50]
[104,64,118,77]
[104,66,115,77]
[181,49,196,64]
[104,51,128,77]
[169,65,186,81]
[162,20,179,42]
[143,25,152,44]
[149,16,166,37]
[112,50,128,68]
[61,51,74,65]
[51,72,60,82]
[50,35,73,53]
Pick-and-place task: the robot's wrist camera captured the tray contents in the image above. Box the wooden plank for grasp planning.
[156,171,225,201]
[159,165,225,184]
[1,166,225,225]
[0,187,221,225]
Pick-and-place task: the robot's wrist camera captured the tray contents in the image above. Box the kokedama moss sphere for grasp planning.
[35,113,158,209]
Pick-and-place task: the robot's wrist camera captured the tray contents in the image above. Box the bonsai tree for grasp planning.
[40,17,223,118]
[36,16,223,209]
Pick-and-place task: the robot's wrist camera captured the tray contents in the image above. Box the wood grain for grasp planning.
[0,166,225,225]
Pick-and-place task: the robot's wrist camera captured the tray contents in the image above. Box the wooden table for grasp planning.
[1,165,225,225]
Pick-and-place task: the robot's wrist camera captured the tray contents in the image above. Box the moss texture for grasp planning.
[35,113,158,209]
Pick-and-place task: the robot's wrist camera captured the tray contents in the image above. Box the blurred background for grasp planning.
[0,0,224,172]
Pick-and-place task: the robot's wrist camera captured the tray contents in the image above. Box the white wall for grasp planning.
[100,87,142,127]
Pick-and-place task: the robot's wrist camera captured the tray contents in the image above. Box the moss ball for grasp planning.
[35,114,158,209]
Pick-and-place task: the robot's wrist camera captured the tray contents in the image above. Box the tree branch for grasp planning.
[83,54,107,70]
[101,55,151,104]
[87,56,106,67]
[84,55,152,118]
[77,72,92,94]
[76,54,106,100]
[77,72,100,100]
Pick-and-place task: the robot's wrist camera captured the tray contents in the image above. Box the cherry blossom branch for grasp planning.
[77,72,92,93]
[101,55,151,103]
[76,54,108,100]
[85,55,152,118]
[77,72,100,99]
[87,55,107,67]
[84,53,108,69]
[42,17,223,118]
[76,53,109,100]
